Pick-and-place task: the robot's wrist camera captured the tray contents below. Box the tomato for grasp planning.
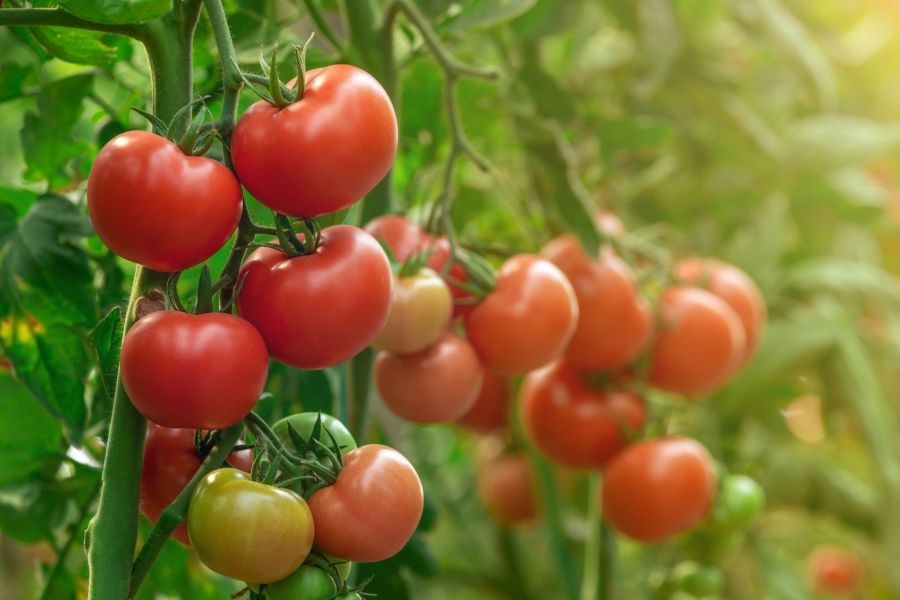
[121,311,268,429]
[465,255,578,375]
[647,287,746,396]
[308,444,423,562]
[670,561,724,596]
[808,546,862,595]
[476,436,537,526]
[375,333,483,424]
[601,437,717,543]
[334,594,362,600]
[140,424,252,545]
[426,237,476,319]
[364,215,427,262]
[541,235,652,372]
[232,65,397,218]
[266,565,336,600]
[456,369,509,434]
[521,361,646,469]
[237,225,392,369]
[712,474,765,529]
[188,468,314,583]
[372,268,452,355]
[676,258,766,368]
[87,130,242,272]
[273,413,357,456]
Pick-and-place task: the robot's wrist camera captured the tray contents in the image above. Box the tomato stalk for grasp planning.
[580,475,616,600]
[0,6,143,36]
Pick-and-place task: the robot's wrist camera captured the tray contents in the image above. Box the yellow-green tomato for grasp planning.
[371,268,452,355]
[266,565,336,600]
[188,468,314,583]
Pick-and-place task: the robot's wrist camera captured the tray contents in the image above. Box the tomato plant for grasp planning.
[273,412,357,456]
[266,565,337,600]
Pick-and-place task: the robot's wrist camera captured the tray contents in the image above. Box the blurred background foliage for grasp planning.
[2,0,900,598]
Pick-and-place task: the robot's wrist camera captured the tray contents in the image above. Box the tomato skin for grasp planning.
[476,436,537,526]
[237,225,392,369]
[308,444,424,562]
[140,424,252,545]
[266,565,337,600]
[647,287,746,396]
[456,369,509,434]
[601,437,717,543]
[375,333,483,423]
[676,258,766,367]
[232,65,397,218]
[372,268,452,355]
[808,546,862,595]
[522,361,646,469]
[542,235,652,372]
[121,311,268,429]
[364,215,427,262]
[273,413,357,456]
[465,255,578,375]
[87,130,242,272]
[426,237,475,319]
[712,474,765,529]
[188,469,314,583]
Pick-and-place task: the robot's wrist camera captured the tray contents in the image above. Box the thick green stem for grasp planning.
[580,475,601,600]
[497,528,531,599]
[599,522,615,600]
[0,7,144,37]
[347,348,374,442]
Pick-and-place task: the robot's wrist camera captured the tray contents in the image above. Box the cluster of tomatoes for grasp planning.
[87,63,426,596]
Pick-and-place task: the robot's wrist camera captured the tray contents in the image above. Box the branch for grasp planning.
[300,0,344,54]
[0,7,145,38]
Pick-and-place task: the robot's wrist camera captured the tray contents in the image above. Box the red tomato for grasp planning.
[140,424,252,545]
[426,236,475,318]
[232,65,397,218]
[456,369,509,434]
[87,131,242,272]
[808,545,862,595]
[237,225,392,369]
[602,437,716,543]
[121,311,268,429]
[647,287,746,396]
[477,436,538,526]
[465,255,578,375]
[375,332,483,423]
[521,361,646,469]
[364,215,427,262]
[308,445,424,562]
[542,235,652,372]
[676,258,765,367]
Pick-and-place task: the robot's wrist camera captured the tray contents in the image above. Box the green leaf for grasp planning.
[29,27,119,67]
[58,0,171,25]
[89,306,123,404]
[0,62,31,104]
[0,375,63,487]
[786,258,900,305]
[443,0,537,34]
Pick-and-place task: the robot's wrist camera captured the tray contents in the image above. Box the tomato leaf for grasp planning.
[58,0,171,25]
[0,62,31,104]
[443,0,537,34]
[0,375,63,487]
[89,306,123,405]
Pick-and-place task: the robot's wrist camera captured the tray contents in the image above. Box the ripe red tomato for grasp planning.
[808,545,862,595]
[676,258,765,367]
[308,444,423,562]
[465,255,578,375]
[521,361,646,469]
[647,287,746,396]
[121,311,268,429]
[371,268,452,355]
[140,424,252,545]
[601,437,717,543]
[426,237,476,319]
[232,65,397,218]
[476,436,537,526]
[237,225,392,369]
[375,332,483,423]
[542,235,652,372]
[364,215,427,262]
[188,469,315,583]
[87,130,242,272]
[456,369,509,434]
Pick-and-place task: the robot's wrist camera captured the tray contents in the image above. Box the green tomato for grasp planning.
[714,474,765,529]
[305,552,352,581]
[333,593,362,600]
[670,561,724,596]
[266,565,336,600]
[187,468,314,583]
[273,412,357,456]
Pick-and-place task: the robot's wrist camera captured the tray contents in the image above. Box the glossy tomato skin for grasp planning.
[647,287,746,396]
[188,469,314,583]
[465,255,578,375]
[375,332,483,423]
[140,424,252,545]
[542,235,652,372]
[476,436,538,526]
[364,215,427,262]
[232,65,397,218]
[426,237,475,319]
[601,437,717,543]
[87,130,242,272]
[372,268,452,355]
[237,225,392,369]
[456,369,509,434]
[308,444,423,562]
[273,413,357,456]
[266,565,337,600]
[121,311,268,429]
[522,361,646,469]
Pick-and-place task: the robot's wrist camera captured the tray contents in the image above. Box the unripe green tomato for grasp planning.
[670,561,724,596]
[266,565,336,600]
[334,593,362,600]
[371,268,452,355]
[714,474,765,529]
[273,412,357,456]
[305,552,352,581]
[187,468,314,583]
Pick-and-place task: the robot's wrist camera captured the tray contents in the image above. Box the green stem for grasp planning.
[301,0,343,53]
[599,522,615,600]
[347,348,374,442]
[0,7,145,37]
[128,423,244,598]
[580,475,601,600]
[497,528,531,600]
